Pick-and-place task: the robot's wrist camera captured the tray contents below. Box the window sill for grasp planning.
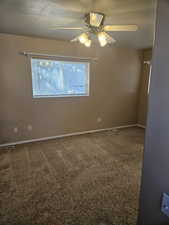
[32,94,89,99]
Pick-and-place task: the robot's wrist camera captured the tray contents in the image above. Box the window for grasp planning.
[30,58,90,98]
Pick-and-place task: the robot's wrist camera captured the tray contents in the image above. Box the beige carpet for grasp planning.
[0,127,144,225]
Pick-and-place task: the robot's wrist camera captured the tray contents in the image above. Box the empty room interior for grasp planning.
[0,1,156,225]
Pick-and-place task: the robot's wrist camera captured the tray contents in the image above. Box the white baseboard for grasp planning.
[137,124,146,129]
[0,124,137,148]
[112,124,137,130]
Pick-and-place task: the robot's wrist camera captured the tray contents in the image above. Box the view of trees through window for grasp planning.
[31,58,89,97]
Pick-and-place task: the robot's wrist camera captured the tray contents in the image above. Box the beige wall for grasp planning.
[137,49,152,126]
[0,33,141,144]
[138,1,169,224]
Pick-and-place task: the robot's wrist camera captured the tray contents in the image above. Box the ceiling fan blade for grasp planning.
[104,25,138,32]
[50,27,84,30]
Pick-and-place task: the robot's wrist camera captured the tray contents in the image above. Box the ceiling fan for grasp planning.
[51,12,138,47]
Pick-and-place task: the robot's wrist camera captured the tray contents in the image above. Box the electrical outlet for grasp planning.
[27,125,32,131]
[161,193,169,217]
[97,117,102,123]
[13,127,18,133]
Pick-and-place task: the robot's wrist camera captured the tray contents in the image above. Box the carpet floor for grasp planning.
[0,127,144,225]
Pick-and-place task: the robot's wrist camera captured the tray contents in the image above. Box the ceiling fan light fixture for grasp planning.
[89,12,104,27]
[100,39,107,47]
[78,33,88,44]
[98,32,107,42]
[51,11,139,47]
[104,32,116,44]
[84,39,92,47]
[98,32,108,46]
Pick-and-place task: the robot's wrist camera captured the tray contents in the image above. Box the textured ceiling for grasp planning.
[0,0,156,49]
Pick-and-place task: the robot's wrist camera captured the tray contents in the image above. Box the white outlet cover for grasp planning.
[13,127,18,133]
[27,125,32,131]
[97,117,102,123]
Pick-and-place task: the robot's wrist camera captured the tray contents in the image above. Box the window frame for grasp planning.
[30,56,90,99]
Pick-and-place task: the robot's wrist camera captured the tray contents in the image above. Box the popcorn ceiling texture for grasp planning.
[0,127,144,225]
